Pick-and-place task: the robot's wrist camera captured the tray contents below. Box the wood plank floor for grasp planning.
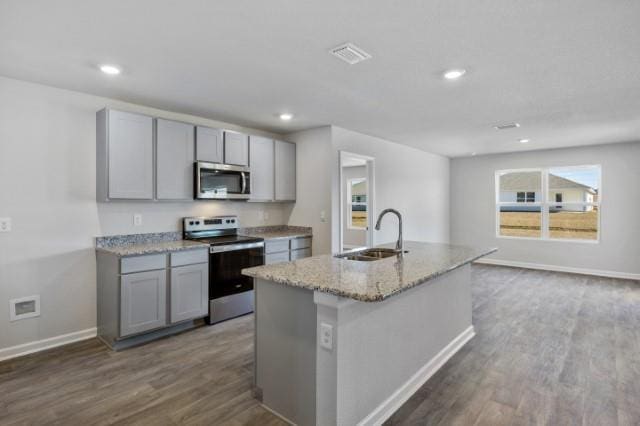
[387,265,640,426]
[1,265,639,425]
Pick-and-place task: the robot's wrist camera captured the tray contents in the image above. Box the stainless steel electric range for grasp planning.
[183,216,264,324]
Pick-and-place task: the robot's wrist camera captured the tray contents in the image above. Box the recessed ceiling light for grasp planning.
[443,69,466,80]
[99,64,121,75]
[470,152,477,156]
[279,113,293,121]
[494,122,520,130]
[519,138,530,144]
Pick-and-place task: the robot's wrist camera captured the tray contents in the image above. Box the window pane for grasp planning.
[499,171,541,203]
[499,206,541,238]
[549,205,598,240]
[548,166,600,203]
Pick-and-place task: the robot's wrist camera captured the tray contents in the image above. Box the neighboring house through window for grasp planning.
[496,165,601,241]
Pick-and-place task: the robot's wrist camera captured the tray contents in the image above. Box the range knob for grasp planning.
[226,219,231,223]
[189,221,194,226]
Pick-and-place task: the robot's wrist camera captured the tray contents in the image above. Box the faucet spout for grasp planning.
[374,208,403,254]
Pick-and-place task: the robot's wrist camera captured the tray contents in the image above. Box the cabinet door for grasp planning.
[249,136,274,201]
[108,110,154,199]
[275,140,296,201]
[291,248,312,260]
[170,263,209,323]
[196,126,223,163]
[265,251,290,265]
[120,269,167,337]
[224,131,249,166]
[156,119,195,200]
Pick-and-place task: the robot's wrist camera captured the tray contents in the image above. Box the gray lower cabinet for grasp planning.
[120,269,167,337]
[263,236,312,264]
[97,248,209,349]
[156,119,195,200]
[170,263,208,323]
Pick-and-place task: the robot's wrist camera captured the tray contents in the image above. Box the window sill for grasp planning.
[496,235,600,244]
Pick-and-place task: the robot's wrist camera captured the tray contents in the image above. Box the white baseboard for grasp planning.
[358,325,476,426]
[0,328,97,362]
[474,258,640,281]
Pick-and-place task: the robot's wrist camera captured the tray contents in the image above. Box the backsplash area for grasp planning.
[96,201,294,237]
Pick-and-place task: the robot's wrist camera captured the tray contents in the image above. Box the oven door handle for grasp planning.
[210,241,264,253]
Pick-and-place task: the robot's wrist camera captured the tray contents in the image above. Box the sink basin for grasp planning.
[336,247,403,262]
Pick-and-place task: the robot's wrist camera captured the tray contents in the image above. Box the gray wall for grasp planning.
[451,142,640,275]
[0,76,292,351]
[342,165,367,248]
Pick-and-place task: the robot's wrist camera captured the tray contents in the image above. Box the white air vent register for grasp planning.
[9,295,40,321]
[330,43,372,65]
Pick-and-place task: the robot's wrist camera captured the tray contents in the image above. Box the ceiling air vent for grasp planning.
[494,122,521,130]
[330,43,372,65]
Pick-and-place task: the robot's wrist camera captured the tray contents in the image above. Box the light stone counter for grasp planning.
[243,241,496,302]
[95,232,208,257]
[238,225,312,241]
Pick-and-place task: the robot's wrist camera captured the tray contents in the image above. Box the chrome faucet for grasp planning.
[374,208,404,254]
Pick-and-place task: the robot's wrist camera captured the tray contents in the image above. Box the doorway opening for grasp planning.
[339,151,375,252]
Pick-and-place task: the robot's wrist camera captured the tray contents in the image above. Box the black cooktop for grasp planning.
[192,235,264,246]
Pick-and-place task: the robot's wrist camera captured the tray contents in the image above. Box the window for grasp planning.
[348,178,367,229]
[496,165,600,241]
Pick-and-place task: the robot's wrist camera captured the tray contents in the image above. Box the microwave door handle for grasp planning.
[241,172,247,194]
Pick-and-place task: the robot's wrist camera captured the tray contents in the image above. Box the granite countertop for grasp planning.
[243,241,496,302]
[238,225,312,241]
[95,232,208,257]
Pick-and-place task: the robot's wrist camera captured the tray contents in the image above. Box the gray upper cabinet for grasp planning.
[156,119,195,200]
[170,263,208,323]
[97,109,154,201]
[120,269,167,337]
[224,131,249,166]
[249,136,275,201]
[196,126,223,163]
[275,140,296,201]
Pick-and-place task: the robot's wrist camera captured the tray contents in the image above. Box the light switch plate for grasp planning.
[0,217,11,232]
[133,214,142,226]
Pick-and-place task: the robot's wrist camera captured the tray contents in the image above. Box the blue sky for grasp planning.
[551,168,599,189]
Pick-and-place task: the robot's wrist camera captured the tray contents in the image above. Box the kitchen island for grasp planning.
[243,241,496,426]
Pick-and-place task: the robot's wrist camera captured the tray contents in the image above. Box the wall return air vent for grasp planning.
[330,43,372,65]
[494,122,521,130]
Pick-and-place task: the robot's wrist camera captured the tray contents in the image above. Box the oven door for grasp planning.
[209,242,264,299]
[195,162,251,200]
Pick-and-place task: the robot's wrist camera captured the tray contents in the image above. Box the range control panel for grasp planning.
[183,216,238,232]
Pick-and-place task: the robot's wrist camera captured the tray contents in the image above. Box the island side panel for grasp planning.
[317,264,474,426]
[254,278,318,425]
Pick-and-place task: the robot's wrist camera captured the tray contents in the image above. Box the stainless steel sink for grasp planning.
[336,247,404,262]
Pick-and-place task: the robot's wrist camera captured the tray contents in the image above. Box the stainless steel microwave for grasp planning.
[195,162,251,200]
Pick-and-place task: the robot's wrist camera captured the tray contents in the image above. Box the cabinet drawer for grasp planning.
[121,254,167,274]
[264,239,290,254]
[291,248,312,261]
[170,249,209,267]
[290,237,311,250]
[265,252,290,265]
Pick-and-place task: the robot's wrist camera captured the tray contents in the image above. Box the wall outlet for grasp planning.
[0,217,11,232]
[133,214,143,226]
[320,322,333,351]
[320,210,327,223]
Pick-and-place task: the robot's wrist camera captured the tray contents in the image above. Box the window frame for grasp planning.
[495,165,601,243]
[347,177,368,230]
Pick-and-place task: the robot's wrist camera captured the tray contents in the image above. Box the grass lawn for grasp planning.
[500,210,598,240]
[351,212,367,228]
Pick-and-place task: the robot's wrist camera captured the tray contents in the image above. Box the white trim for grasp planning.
[474,258,640,281]
[260,403,296,425]
[0,328,97,362]
[357,325,476,426]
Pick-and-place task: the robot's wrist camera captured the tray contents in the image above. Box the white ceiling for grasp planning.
[2,0,640,157]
